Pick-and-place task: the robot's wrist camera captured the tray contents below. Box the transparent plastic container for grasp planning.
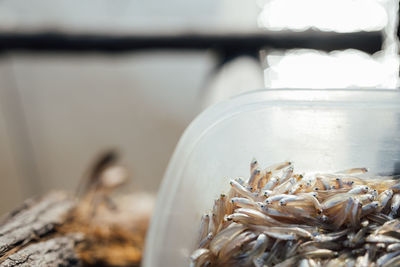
[143,89,400,267]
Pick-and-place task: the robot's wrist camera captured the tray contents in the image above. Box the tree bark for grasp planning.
[0,191,154,267]
[1,235,82,267]
[0,192,80,266]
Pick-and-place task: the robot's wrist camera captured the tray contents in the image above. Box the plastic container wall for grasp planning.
[143,89,400,267]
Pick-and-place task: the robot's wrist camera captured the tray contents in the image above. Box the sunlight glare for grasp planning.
[258,0,388,32]
[264,49,399,88]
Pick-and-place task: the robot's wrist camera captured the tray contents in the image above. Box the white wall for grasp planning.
[0,51,217,213]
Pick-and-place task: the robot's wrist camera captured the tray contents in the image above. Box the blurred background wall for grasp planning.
[0,0,398,214]
[0,1,262,214]
[0,52,216,202]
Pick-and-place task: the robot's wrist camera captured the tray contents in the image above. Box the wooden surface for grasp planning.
[0,192,79,266]
[1,235,82,267]
[0,190,154,267]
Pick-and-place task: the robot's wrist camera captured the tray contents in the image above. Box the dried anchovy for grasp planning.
[189,160,400,267]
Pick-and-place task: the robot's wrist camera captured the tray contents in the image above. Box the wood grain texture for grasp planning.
[0,190,153,266]
[0,192,76,258]
[0,235,82,267]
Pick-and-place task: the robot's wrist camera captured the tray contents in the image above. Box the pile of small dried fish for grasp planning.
[190,160,400,267]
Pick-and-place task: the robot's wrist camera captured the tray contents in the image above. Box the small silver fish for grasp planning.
[389,194,400,219]
[252,225,313,239]
[250,158,259,173]
[279,195,304,206]
[335,177,344,189]
[218,230,257,261]
[280,166,294,184]
[198,232,213,248]
[366,234,400,243]
[213,194,227,231]
[265,194,292,204]
[355,252,369,267]
[361,201,379,217]
[197,214,210,243]
[382,254,400,267]
[262,189,273,198]
[265,161,292,172]
[297,192,322,214]
[246,234,269,258]
[322,193,352,210]
[299,258,310,267]
[209,223,246,255]
[391,182,400,193]
[316,176,331,190]
[347,185,369,194]
[349,197,362,228]
[301,249,338,258]
[338,167,368,174]
[231,197,257,209]
[208,213,217,235]
[332,196,353,229]
[248,168,263,190]
[376,250,400,266]
[263,176,280,191]
[387,243,400,252]
[274,177,296,194]
[377,189,394,212]
[189,248,211,267]
[230,179,258,200]
[235,208,282,226]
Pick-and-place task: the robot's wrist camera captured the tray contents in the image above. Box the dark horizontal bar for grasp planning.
[0,30,382,54]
